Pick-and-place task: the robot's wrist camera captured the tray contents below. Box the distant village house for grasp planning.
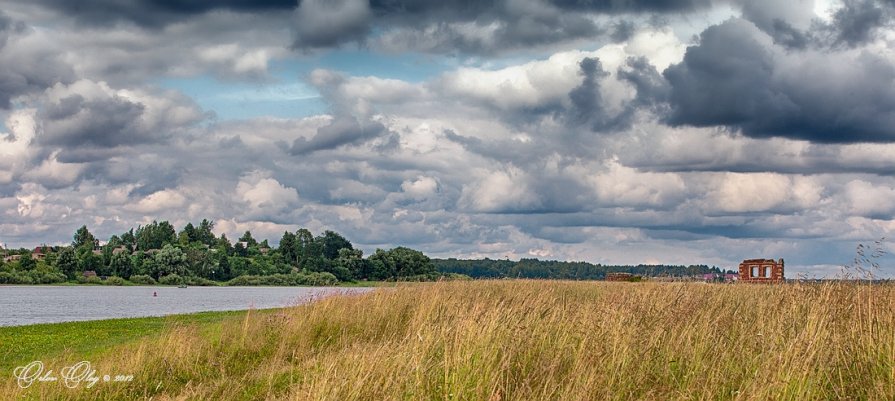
[31,246,50,261]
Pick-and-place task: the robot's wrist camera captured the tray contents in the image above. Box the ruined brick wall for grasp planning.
[606,272,633,282]
[738,258,784,283]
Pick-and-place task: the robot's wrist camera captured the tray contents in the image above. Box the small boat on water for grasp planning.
[178,284,187,288]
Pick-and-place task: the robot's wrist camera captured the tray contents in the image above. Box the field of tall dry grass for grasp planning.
[6,280,894,400]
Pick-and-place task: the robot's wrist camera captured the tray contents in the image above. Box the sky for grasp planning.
[1,0,894,278]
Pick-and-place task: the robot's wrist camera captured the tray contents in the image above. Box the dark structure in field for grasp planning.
[738,259,784,283]
[606,272,636,282]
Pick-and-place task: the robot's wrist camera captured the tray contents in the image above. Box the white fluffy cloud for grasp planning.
[235,171,300,219]
[127,189,187,214]
[0,109,38,184]
[587,158,688,208]
[459,166,542,212]
[401,176,440,200]
[844,180,895,217]
[707,173,823,213]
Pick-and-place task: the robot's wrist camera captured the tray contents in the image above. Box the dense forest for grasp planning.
[433,258,727,280]
[0,220,444,286]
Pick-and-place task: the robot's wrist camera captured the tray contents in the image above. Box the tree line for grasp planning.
[433,258,726,280]
[0,220,726,286]
[0,220,442,286]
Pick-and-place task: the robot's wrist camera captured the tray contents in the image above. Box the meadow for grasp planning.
[0,310,261,377]
[2,280,893,400]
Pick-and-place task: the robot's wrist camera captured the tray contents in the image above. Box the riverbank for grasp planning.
[0,309,260,375]
[4,280,893,400]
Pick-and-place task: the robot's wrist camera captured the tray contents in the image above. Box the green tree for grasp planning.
[184,247,214,278]
[228,256,251,277]
[336,248,364,280]
[279,231,297,265]
[179,222,197,245]
[139,257,158,278]
[367,247,434,280]
[18,253,36,271]
[72,225,97,250]
[234,242,247,257]
[304,255,332,274]
[151,244,186,279]
[109,252,133,279]
[55,247,78,279]
[367,249,395,280]
[107,235,123,248]
[294,228,316,267]
[320,230,352,260]
[251,257,278,276]
[135,221,177,250]
[130,252,146,276]
[77,250,104,275]
[213,251,231,281]
[389,247,434,277]
[238,231,257,248]
[100,246,114,272]
[196,219,216,246]
[120,229,136,251]
[217,234,233,255]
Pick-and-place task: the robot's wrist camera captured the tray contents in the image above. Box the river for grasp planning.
[0,285,372,326]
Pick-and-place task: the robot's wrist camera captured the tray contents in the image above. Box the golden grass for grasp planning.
[5,280,894,400]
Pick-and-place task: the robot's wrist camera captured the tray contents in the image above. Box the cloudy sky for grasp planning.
[1,0,894,277]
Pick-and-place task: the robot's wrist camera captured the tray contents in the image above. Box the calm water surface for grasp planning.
[0,286,372,327]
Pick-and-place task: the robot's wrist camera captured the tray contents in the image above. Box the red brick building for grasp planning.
[738,258,784,283]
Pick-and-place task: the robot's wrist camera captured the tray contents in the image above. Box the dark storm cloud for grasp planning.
[0,13,74,109]
[26,0,719,29]
[296,0,606,53]
[28,0,295,27]
[617,56,670,110]
[736,0,814,49]
[0,64,72,109]
[610,20,637,42]
[443,129,535,164]
[564,56,666,133]
[830,0,891,46]
[292,0,372,49]
[766,19,810,48]
[663,18,895,143]
[22,0,723,54]
[484,11,600,52]
[294,0,722,52]
[290,116,386,155]
[368,0,717,17]
[506,210,815,242]
[25,80,207,169]
[624,138,895,176]
[568,57,610,126]
[39,94,145,148]
[0,12,25,47]
[735,0,895,51]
